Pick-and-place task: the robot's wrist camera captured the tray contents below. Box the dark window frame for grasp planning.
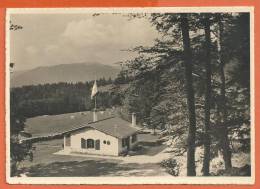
[86,138,95,148]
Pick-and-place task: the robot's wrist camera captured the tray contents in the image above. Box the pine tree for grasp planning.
[216,14,232,171]
[180,13,197,176]
[202,14,212,176]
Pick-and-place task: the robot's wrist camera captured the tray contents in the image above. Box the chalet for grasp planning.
[63,113,139,156]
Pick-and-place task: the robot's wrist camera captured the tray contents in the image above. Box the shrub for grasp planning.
[160,158,180,176]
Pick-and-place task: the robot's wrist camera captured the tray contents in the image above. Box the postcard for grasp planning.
[3,6,256,186]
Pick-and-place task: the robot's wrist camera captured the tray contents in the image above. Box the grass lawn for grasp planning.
[20,136,168,177]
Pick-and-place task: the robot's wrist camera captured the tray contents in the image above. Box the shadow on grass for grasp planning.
[21,160,162,177]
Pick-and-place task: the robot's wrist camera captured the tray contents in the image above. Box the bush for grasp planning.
[160,158,180,176]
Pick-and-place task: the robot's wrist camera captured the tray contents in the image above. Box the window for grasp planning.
[107,141,110,145]
[81,138,86,149]
[86,139,94,148]
[103,140,106,144]
[131,134,137,143]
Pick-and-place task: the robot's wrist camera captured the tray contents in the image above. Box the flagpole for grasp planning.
[94,95,97,111]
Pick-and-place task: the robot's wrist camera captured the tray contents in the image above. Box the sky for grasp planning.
[9,13,160,71]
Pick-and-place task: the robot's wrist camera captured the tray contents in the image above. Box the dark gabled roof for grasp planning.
[63,117,139,139]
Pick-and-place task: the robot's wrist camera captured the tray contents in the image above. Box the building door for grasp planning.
[95,140,100,150]
[126,136,130,150]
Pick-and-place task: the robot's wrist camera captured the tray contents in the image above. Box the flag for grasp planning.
[91,80,98,99]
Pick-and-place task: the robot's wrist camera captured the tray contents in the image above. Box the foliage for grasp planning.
[161,158,180,176]
[11,78,121,118]
[121,12,250,175]
[10,87,33,176]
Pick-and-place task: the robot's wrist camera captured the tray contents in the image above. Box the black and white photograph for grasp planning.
[6,7,254,184]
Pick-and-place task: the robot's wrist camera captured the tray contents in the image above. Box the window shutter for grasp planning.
[95,140,100,150]
[81,138,86,149]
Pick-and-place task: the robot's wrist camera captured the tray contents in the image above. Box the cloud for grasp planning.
[62,19,111,47]
[51,16,160,66]
[11,14,160,70]
[61,16,158,49]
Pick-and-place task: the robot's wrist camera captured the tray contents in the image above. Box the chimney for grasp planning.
[132,113,136,127]
[93,109,98,122]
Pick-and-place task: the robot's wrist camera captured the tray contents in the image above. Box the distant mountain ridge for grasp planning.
[11,62,120,87]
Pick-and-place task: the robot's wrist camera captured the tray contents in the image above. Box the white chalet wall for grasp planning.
[63,127,139,156]
[69,128,119,156]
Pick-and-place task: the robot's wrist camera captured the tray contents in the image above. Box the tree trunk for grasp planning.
[202,15,212,176]
[217,14,232,171]
[180,14,197,176]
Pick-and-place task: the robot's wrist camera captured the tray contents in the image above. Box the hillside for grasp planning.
[11,62,120,87]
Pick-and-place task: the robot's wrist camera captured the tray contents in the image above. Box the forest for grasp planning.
[10,77,125,118]
[10,12,251,177]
